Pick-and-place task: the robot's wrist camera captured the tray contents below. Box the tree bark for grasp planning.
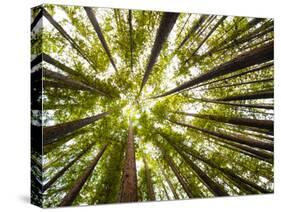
[177,15,208,50]
[173,111,273,131]
[31,8,43,31]
[59,144,108,206]
[214,139,273,163]
[203,18,264,57]
[84,7,118,72]
[200,78,273,91]
[216,21,273,53]
[44,129,87,154]
[160,166,180,199]
[143,158,156,201]
[128,10,133,73]
[161,182,170,200]
[139,12,179,93]
[217,89,273,101]
[159,132,228,196]
[43,68,107,96]
[43,111,109,146]
[153,41,273,98]
[161,133,272,194]
[42,53,88,81]
[168,119,273,152]
[43,153,65,171]
[185,96,273,110]
[120,119,138,202]
[183,16,227,65]
[163,153,194,198]
[43,143,94,192]
[186,62,273,91]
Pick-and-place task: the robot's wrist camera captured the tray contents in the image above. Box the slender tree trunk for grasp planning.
[42,53,87,80]
[216,21,273,53]
[42,8,96,71]
[43,143,94,192]
[143,158,156,201]
[43,112,109,145]
[214,140,273,163]
[173,111,273,131]
[120,119,138,202]
[160,166,179,199]
[161,182,170,200]
[140,12,179,93]
[183,16,227,65]
[204,18,264,57]
[84,7,118,72]
[128,10,133,73]
[44,129,87,154]
[200,78,273,91]
[168,119,273,152]
[43,153,65,171]
[217,90,273,101]
[43,68,107,96]
[175,14,191,43]
[161,134,272,194]
[31,8,43,31]
[163,153,194,198]
[159,132,228,196]
[177,15,208,50]
[185,96,273,110]
[59,144,108,206]
[186,62,273,91]
[153,41,273,98]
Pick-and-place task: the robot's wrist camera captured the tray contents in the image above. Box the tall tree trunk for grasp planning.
[59,144,108,206]
[153,41,273,98]
[43,153,65,171]
[200,78,273,91]
[31,8,43,31]
[173,111,273,131]
[207,131,273,162]
[185,96,273,110]
[43,111,109,145]
[159,132,228,196]
[128,10,133,73]
[42,8,96,71]
[160,166,180,199]
[163,153,194,198]
[161,133,272,194]
[43,68,107,96]
[143,157,156,201]
[177,15,208,50]
[139,12,179,93]
[84,7,118,72]
[44,129,88,154]
[214,139,273,163]
[216,21,273,53]
[203,18,264,57]
[186,62,273,92]
[120,119,138,202]
[217,89,273,101]
[183,16,227,65]
[43,143,94,192]
[41,53,89,82]
[161,182,170,200]
[168,119,273,152]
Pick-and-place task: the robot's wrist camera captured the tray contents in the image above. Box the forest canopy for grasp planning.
[31,4,274,208]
